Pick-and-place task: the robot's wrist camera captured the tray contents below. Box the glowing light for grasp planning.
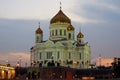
[2,70,4,73]
[0,65,15,79]
[73,60,78,65]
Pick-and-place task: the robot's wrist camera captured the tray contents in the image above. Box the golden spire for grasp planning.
[79,27,81,33]
[38,22,40,28]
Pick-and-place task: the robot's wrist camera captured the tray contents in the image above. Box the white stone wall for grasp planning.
[31,39,91,69]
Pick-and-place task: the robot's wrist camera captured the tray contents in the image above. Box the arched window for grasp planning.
[47,52,52,59]
[57,51,60,59]
[80,53,81,59]
[56,30,58,36]
[69,52,71,59]
[39,52,42,59]
[64,30,66,36]
[36,36,39,42]
[73,34,74,39]
[79,40,81,43]
[68,33,71,39]
[52,30,54,36]
[60,29,62,36]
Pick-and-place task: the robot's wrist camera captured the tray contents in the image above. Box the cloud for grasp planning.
[67,12,107,24]
[0,52,30,67]
[0,0,75,20]
[69,0,120,59]
[91,57,114,67]
[70,0,120,23]
[95,0,120,13]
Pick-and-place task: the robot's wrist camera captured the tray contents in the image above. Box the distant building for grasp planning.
[0,65,15,79]
[30,5,91,69]
[112,57,120,78]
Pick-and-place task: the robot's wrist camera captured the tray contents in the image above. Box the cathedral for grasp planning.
[30,6,91,69]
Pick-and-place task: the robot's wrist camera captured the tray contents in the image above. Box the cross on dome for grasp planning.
[35,22,43,34]
[60,1,62,10]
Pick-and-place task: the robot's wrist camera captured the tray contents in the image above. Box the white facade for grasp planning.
[30,8,91,69]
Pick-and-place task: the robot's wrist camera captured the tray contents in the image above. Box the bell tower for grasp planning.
[35,22,43,43]
[77,31,84,43]
[67,24,75,40]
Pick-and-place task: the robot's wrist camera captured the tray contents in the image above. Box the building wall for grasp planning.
[50,23,70,40]
[0,65,15,79]
[30,39,90,68]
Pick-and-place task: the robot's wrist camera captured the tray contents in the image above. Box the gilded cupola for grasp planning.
[67,25,74,31]
[50,9,71,24]
[35,23,43,34]
[77,32,84,38]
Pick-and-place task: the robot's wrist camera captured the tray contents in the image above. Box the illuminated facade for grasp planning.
[0,65,15,79]
[30,7,91,69]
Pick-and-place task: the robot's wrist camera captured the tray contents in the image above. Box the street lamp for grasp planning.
[17,60,20,67]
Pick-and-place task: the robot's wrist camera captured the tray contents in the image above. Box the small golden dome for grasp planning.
[77,32,84,38]
[50,9,71,24]
[35,27,43,34]
[67,25,74,31]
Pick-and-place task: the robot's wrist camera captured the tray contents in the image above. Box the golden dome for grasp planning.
[67,25,74,31]
[50,9,71,24]
[77,32,84,38]
[35,27,43,34]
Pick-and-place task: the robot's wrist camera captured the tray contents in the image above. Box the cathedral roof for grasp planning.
[77,32,84,38]
[67,25,74,31]
[50,9,71,24]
